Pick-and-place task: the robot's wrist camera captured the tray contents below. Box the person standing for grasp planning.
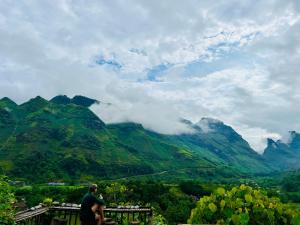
[80,184,105,225]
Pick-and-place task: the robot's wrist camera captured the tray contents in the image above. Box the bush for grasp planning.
[0,176,15,224]
[152,207,168,225]
[42,197,53,206]
[179,181,210,197]
[188,184,300,225]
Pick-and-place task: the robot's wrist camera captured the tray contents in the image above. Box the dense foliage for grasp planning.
[0,176,15,224]
[12,178,300,225]
[281,170,300,192]
[279,170,300,204]
[188,184,300,225]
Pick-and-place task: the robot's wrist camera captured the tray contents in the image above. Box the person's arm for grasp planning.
[91,203,99,213]
[98,205,105,224]
[92,196,105,225]
[91,204,103,225]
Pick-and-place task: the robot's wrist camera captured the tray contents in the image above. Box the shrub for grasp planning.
[188,184,300,225]
[0,176,15,224]
[42,197,53,206]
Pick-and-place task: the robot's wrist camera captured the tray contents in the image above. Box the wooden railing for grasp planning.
[15,205,152,225]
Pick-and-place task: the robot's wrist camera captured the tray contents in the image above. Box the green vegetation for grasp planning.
[281,170,300,193]
[0,95,277,184]
[1,95,300,224]
[14,185,86,207]
[12,179,300,225]
[189,184,300,225]
[0,176,15,225]
[279,170,300,204]
[13,180,212,225]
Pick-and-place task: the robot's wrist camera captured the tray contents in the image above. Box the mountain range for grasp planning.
[0,95,298,183]
[263,132,300,170]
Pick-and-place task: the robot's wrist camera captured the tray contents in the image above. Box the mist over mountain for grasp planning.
[263,131,300,169]
[0,95,298,183]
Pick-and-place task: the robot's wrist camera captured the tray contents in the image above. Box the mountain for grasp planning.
[263,131,300,169]
[0,95,275,183]
[50,95,99,107]
[0,97,18,109]
[166,118,272,174]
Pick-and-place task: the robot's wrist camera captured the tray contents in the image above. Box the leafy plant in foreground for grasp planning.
[188,184,300,225]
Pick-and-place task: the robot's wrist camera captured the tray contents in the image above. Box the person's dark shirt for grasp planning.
[80,192,105,221]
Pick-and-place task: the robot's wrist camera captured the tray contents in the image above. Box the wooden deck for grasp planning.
[15,207,49,222]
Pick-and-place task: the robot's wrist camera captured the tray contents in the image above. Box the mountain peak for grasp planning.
[71,95,99,107]
[179,118,194,126]
[19,96,48,113]
[288,131,300,149]
[265,138,278,150]
[289,131,298,140]
[194,117,221,132]
[200,117,223,124]
[31,95,46,102]
[22,96,47,105]
[0,97,15,103]
[263,134,300,169]
[50,95,100,107]
[0,97,17,108]
[50,95,71,105]
[267,138,275,145]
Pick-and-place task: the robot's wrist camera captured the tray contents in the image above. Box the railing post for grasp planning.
[120,212,123,225]
[74,211,78,225]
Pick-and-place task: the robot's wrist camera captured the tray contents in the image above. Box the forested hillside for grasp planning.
[0,95,282,183]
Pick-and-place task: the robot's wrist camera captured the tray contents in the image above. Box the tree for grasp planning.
[188,184,300,225]
[0,176,15,224]
[179,181,209,197]
[105,183,127,203]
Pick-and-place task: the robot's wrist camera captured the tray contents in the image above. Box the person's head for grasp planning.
[89,184,98,193]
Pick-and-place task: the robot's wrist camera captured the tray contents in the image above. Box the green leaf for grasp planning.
[208,203,217,213]
[231,214,240,225]
[245,194,252,203]
[240,184,247,191]
[291,216,300,225]
[224,208,234,218]
[220,200,226,208]
[240,213,249,225]
[216,187,226,196]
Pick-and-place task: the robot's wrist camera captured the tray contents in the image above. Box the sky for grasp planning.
[1,0,300,153]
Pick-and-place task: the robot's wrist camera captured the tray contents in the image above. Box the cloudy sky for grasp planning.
[1,0,300,152]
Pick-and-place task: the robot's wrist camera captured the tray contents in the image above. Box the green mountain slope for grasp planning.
[165,118,272,174]
[0,95,274,183]
[263,132,300,169]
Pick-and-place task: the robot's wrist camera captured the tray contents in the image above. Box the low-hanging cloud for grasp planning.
[1,0,300,153]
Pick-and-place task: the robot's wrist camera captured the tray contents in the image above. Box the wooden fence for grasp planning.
[15,205,152,225]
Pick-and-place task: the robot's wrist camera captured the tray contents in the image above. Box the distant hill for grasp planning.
[0,95,276,183]
[169,117,271,174]
[263,131,300,169]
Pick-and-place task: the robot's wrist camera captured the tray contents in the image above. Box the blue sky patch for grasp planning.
[96,55,122,70]
[145,63,172,81]
[184,49,257,77]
